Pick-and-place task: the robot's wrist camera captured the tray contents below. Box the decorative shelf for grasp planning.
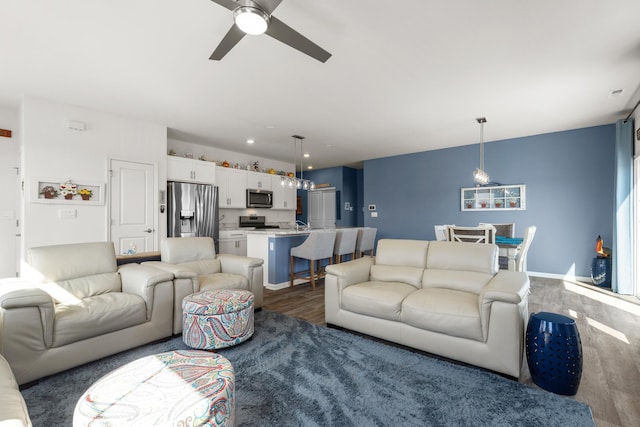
[33,178,105,205]
[461,184,525,211]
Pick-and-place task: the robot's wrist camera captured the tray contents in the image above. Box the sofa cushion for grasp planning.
[375,239,429,268]
[370,265,424,289]
[401,288,483,341]
[198,273,249,292]
[421,269,494,295]
[53,272,121,301]
[26,242,119,299]
[342,281,416,321]
[53,293,147,347]
[161,237,216,264]
[178,259,222,276]
[426,241,498,275]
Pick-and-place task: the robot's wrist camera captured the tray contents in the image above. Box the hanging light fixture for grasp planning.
[473,117,490,186]
[286,135,315,191]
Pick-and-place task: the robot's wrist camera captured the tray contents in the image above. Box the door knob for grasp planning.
[144,228,153,233]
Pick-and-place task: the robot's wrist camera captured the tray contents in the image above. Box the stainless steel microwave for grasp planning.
[246,189,273,208]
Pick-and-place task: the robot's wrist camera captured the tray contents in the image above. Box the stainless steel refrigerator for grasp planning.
[167,182,219,251]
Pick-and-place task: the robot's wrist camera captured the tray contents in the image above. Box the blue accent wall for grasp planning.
[296,166,359,227]
[362,125,615,277]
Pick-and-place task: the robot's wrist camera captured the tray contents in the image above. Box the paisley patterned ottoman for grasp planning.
[183,289,254,350]
[73,350,235,426]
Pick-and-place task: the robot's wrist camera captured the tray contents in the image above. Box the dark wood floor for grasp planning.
[264,277,640,427]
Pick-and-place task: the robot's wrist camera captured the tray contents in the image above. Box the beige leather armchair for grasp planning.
[0,242,174,385]
[144,237,264,334]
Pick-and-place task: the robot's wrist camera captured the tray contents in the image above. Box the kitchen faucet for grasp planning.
[295,220,308,231]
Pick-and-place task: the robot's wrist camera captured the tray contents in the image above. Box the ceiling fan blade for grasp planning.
[265,16,331,63]
[254,0,284,14]
[210,0,241,12]
[210,25,246,60]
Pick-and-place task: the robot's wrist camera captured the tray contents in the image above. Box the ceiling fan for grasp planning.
[208,0,331,63]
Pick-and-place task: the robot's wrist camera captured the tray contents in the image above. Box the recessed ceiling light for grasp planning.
[307,165,313,170]
[303,153,310,158]
[246,139,255,144]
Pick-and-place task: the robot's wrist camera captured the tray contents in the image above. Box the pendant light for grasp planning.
[473,117,490,186]
[283,135,315,191]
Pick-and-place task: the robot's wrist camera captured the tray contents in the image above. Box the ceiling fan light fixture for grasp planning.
[233,6,269,35]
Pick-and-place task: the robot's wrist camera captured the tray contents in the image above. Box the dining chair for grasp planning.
[333,228,358,264]
[515,225,537,272]
[434,225,452,241]
[447,225,496,244]
[479,223,515,238]
[290,230,337,290]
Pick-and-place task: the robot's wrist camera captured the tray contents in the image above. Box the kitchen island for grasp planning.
[247,229,315,290]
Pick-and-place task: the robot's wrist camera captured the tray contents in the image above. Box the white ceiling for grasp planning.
[2,0,639,169]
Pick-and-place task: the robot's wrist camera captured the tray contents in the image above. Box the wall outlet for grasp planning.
[368,204,376,211]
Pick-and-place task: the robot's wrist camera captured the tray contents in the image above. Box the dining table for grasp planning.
[495,236,524,271]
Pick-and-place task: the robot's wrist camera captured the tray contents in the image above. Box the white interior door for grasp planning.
[0,141,19,277]
[110,159,156,255]
[308,188,336,229]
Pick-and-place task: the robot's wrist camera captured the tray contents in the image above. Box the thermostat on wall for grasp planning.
[368,204,376,211]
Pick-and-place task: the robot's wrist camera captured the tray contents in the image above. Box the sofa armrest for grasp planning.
[0,280,55,350]
[142,261,198,280]
[217,254,265,308]
[119,264,174,319]
[325,257,373,290]
[481,271,530,305]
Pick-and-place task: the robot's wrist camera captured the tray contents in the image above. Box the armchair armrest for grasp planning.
[217,254,264,275]
[119,264,174,319]
[217,254,264,307]
[0,280,55,349]
[481,271,530,305]
[142,261,198,280]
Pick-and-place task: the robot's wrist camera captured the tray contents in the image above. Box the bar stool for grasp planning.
[355,227,377,258]
[333,228,358,264]
[290,230,336,290]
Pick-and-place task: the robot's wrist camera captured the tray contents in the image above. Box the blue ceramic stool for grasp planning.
[526,312,583,396]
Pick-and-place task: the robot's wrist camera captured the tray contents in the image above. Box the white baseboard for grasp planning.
[527,271,591,283]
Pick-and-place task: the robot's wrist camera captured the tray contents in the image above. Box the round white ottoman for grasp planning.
[183,289,254,350]
[73,350,235,426]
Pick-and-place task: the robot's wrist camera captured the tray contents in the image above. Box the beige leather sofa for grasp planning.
[0,242,174,385]
[325,239,530,378]
[144,237,264,334]
[0,353,31,426]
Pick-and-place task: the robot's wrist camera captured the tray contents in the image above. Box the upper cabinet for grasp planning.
[271,175,296,210]
[217,167,247,209]
[247,172,272,190]
[167,156,216,184]
[461,184,526,211]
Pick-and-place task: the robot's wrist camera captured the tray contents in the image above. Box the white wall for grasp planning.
[0,107,19,277]
[21,96,167,254]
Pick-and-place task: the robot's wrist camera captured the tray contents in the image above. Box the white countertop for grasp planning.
[246,229,311,236]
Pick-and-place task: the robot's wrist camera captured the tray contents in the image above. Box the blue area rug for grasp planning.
[22,310,594,426]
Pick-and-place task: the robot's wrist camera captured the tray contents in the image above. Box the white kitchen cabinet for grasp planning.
[247,172,272,190]
[217,167,247,208]
[219,230,247,256]
[167,156,216,184]
[271,175,296,210]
